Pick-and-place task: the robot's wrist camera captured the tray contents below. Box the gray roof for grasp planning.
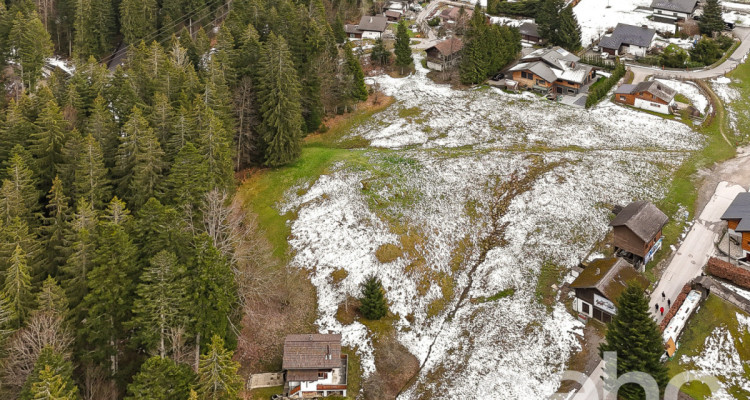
[633,81,677,103]
[511,46,591,84]
[610,201,668,242]
[357,15,388,32]
[650,0,698,13]
[283,334,342,370]
[509,61,558,83]
[721,192,750,231]
[615,83,637,95]
[519,22,539,37]
[344,24,361,34]
[599,23,656,50]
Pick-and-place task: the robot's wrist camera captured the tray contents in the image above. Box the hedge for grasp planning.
[585,62,625,109]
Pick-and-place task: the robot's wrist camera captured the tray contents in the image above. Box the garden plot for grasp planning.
[281,58,703,398]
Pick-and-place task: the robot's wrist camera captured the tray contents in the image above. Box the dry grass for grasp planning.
[375,243,403,263]
[331,268,349,285]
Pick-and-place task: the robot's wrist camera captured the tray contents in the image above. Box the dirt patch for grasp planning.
[695,146,750,213]
[363,333,420,400]
[558,320,606,393]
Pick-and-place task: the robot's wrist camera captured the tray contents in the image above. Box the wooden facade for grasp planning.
[511,70,551,90]
[571,258,649,323]
[725,218,750,253]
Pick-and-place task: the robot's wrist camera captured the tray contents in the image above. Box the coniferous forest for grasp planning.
[0,0,369,397]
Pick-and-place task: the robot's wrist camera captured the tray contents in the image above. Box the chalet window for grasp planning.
[521,71,528,79]
[318,371,327,379]
[619,95,626,101]
[536,79,545,85]
[673,12,677,16]
[581,302,590,314]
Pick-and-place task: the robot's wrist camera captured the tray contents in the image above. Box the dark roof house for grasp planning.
[650,0,698,14]
[357,15,388,33]
[519,22,543,43]
[610,200,669,243]
[283,334,342,370]
[721,192,750,231]
[599,23,656,54]
[571,258,649,304]
[616,81,677,104]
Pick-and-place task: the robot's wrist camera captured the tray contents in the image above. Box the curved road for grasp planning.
[629,27,750,81]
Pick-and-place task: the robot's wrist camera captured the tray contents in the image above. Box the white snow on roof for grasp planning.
[656,79,708,113]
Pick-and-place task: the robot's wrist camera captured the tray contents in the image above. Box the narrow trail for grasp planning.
[696,80,733,146]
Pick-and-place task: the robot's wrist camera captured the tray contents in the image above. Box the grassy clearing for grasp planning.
[726,56,750,143]
[250,385,283,400]
[471,288,515,304]
[666,294,750,399]
[342,346,363,399]
[536,261,566,311]
[674,93,691,104]
[375,243,403,263]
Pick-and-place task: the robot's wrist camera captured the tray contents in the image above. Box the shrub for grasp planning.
[585,62,625,109]
[428,17,440,27]
[690,37,721,65]
[660,44,688,68]
[717,34,734,51]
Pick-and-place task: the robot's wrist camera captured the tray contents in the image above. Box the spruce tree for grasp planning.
[35,276,69,319]
[394,21,413,75]
[125,356,194,400]
[700,0,725,35]
[0,100,36,164]
[371,38,391,67]
[19,346,78,400]
[359,275,387,320]
[116,107,166,207]
[73,0,115,58]
[31,100,70,189]
[7,11,53,90]
[536,0,563,43]
[0,152,40,225]
[333,14,346,44]
[128,251,190,357]
[599,284,668,399]
[195,335,242,400]
[85,97,118,167]
[73,135,110,210]
[28,365,79,400]
[257,33,303,167]
[3,245,34,328]
[41,177,71,276]
[119,0,157,45]
[61,200,97,311]
[195,111,233,192]
[556,5,582,51]
[344,42,368,102]
[161,142,210,210]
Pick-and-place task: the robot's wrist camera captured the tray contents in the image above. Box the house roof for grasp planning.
[287,370,320,382]
[519,22,539,37]
[283,334,342,370]
[384,10,402,18]
[634,81,677,103]
[599,23,656,50]
[615,83,637,94]
[650,0,697,13]
[357,15,388,32]
[610,201,668,242]
[344,24,361,34]
[441,6,472,21]
[571,258,649,305]
[720,192,750,231]
[511,47,592,84]
[427,37,464,57]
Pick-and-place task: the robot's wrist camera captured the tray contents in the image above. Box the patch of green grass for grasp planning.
[588,76,606,92]
[726,56,750,143]
[341,346,363,399]
[375,243,403,263]
[251,385,283,400]
[398,106,422,119]
[674,93,691,104]
[472,288,515,304]
[667,294,750,399]
[535,261,566,310]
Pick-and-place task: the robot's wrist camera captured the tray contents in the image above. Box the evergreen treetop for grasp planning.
[359,275,388,320]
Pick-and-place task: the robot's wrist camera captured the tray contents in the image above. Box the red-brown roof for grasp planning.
[283,334,342,370]
[429,37,464,57]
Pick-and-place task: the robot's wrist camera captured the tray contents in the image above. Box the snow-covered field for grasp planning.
[277,56,705,399]
[680,325,750,399]
[573,0,677,46]
[711,75,750,139]
[656,79,710,113]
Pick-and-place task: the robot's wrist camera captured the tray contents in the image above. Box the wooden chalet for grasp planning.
[610,201,668,270]
[614,80,677,114]
[425,37,464,71]
[571,258,649,323]
[720,192,750,260]
[518,22,543,45]
[508,46,596,95]
[384,10,402,22]
[283,334,348,398]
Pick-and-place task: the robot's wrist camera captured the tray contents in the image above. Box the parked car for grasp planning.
[592,45,600,52]
[601,52,609,59]
[725,21,736,30]
[492,73,505,81]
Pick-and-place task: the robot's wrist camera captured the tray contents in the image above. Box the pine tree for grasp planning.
[61,199,97,311]
[35,276,69,319]
[0,151,40,225]
[599,284,669,399]
[195,335,242,400]
[41,177,71,276]
[257,33,303,167]
[28,365,79,400]
[20,346,78,400]
[359,275,387,320]
[31,100,70,189]
[333,14,346,44]
[161,142,210,210]
[344,42,368,102]
[73,135,110,210]
[371,38,391,66]
[394,21,413,75]
[119,0,157,45]
[3,245,34,328]
[8,11,53,90]
[556,5,582,51]
[128,251,190,357]
[125,356,194,400]
[700,0,725,35]
[79,220,137,373]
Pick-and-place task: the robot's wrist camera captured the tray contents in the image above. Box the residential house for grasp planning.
[440,6,473,25]
[508,46,596,94]
[425,37,464,71]
[650,0,698,23]
[571,258,649,323]
[599,23,656,57]
[384,10,402,22]
[720,192,750,259]
[345,15,388,39]
[614,80,677,114]
[610,200,669,270]
[284,334,348,398]
[519,22,543,45]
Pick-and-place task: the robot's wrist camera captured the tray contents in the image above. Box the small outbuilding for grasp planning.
[610,200,669,270]
[650,0,698,23]
[571,257,649,323]
[614,80,677,114]
[384,10,402,22]
[346,15,388,39]
[519,22,544,45]
[598,23,656,57]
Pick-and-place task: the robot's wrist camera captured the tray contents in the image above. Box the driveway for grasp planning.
[628,27,750,83]
[572,180,747,400]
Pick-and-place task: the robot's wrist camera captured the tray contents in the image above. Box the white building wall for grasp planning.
[362,31,382,40]
[426,60,443,71]
[634,98,670,114]
[573,298,593,318]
